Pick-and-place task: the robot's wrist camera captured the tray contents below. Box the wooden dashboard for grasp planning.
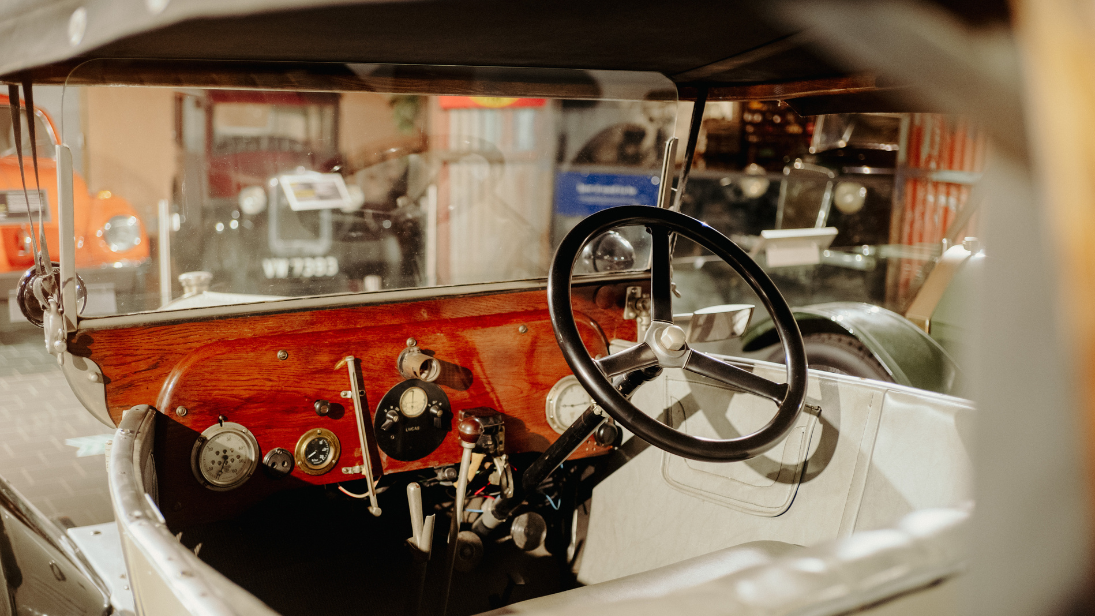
[74,279,638,526]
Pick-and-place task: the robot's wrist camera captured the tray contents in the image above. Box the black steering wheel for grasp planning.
[548,206,808,462]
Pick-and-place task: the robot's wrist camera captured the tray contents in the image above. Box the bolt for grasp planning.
[407,338,417,347]
[277,350,288,361]
[175,406,188,417]
[87,373,100,383]
[659,325,687,351]
[518,325,528,334]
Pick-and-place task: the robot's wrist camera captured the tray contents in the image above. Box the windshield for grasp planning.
[62,62,676,316]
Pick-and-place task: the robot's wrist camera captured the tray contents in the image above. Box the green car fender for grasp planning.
[741,301,962,396]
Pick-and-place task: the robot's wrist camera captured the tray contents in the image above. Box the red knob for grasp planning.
[457,417,483,445]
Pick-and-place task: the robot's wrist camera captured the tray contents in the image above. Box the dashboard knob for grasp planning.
[381,409,401,431]
[314,400,331,416]
[457,417,483,447]
[595,422,621,447]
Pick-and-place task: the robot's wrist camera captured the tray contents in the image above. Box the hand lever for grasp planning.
[406,482,434,616]
[440,417,483,616]
[338,356,381,516]
[407,482,434,554]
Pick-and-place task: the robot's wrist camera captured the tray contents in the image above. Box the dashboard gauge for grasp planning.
[400,386,429,418]
[295,428,340,476]
[375,379,451,461]
[190,422,260,491]
[545,375,595,434]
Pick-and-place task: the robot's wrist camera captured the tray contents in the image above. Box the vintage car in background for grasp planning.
[171,89,422,297]
[0,95,149,324]
[668,111,981,395]
[0,1,1081,616]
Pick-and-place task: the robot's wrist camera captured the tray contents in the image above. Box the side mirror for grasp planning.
[683,304,754,344]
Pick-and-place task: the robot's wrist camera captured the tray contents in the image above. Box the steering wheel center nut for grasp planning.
[659,324,687,351]
[644,321,689,366]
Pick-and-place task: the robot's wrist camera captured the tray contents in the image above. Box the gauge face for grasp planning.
[546,375,595,434]
[399,386,429,418]
[295,428,340,475]
[305,437,332,466]
[190,422,260,491]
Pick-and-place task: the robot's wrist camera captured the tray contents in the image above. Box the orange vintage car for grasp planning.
[0,94,149,321]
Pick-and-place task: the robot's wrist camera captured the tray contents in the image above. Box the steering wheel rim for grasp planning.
[548,206,808,462]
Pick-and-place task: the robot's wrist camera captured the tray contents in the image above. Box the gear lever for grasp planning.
[440,416,482,616]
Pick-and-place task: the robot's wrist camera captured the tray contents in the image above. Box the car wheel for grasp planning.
[766,333,893,382]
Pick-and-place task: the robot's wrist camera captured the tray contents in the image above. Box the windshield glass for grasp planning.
[61,62,676,316]
[0,109,55,158]
[672,106,983,364]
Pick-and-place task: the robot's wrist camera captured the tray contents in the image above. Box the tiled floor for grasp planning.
[0,325,114,526]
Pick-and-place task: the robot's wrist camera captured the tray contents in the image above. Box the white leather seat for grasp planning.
[482,541,797,615]
[484,506,969,616]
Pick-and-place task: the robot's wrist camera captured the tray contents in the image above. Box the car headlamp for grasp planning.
[238,185,268,216]
[834,181,867,214]
[103,215,142,252]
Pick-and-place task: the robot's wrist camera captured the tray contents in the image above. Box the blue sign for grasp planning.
[554,171,661,216]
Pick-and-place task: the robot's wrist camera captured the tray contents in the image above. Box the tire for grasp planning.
[766,333,893,382]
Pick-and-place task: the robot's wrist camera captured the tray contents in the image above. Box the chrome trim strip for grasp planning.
[110,405,279,616]
[79,273,645,331]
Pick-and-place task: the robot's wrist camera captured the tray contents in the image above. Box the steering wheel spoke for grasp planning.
[596,342,659,378]
[684,350,787,404]
[649,227,674,323]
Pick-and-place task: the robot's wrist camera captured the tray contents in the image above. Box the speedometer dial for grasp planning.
[190,422,260,491]
[545,375,595,434]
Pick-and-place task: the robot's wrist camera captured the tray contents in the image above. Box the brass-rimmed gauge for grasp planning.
[191,422,261,491]
[545,375,595,434]
[295,428,340,476]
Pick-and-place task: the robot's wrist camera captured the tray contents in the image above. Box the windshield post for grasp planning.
[57,144,77,332]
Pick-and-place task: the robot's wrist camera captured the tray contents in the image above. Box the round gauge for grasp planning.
[545,375,595,434]
[399,386,429,418]
[295,428,341,476]
[190,422,260,491]
[375,379,451,462]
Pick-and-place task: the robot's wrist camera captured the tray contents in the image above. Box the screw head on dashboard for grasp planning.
[175,406,188,417]
[406,338,417,347]
[518,325,528,334]
[277,350,289,361]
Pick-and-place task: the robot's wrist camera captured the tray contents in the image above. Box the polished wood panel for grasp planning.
[77,281,639,526]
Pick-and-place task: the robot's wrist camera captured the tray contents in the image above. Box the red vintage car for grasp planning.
[0,94,149,320]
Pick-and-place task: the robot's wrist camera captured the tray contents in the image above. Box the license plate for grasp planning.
[262,256,339,279]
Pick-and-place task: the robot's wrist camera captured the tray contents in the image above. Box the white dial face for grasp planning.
[400,386,429,418]
[198,430,257,488]
[546,376,594,434]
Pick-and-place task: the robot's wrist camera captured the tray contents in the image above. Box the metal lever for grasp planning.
[407,482,435,554]
[406,482,434,616]
[339,356,382,516]
[440,417,483,616]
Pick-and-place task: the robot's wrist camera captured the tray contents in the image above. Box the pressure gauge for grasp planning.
[545,375,595,434]
[190,421,261,491]
[400,386,429,418]
[295,428,341,476]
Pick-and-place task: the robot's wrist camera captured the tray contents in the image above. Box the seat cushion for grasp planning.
[482,540,797,615]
